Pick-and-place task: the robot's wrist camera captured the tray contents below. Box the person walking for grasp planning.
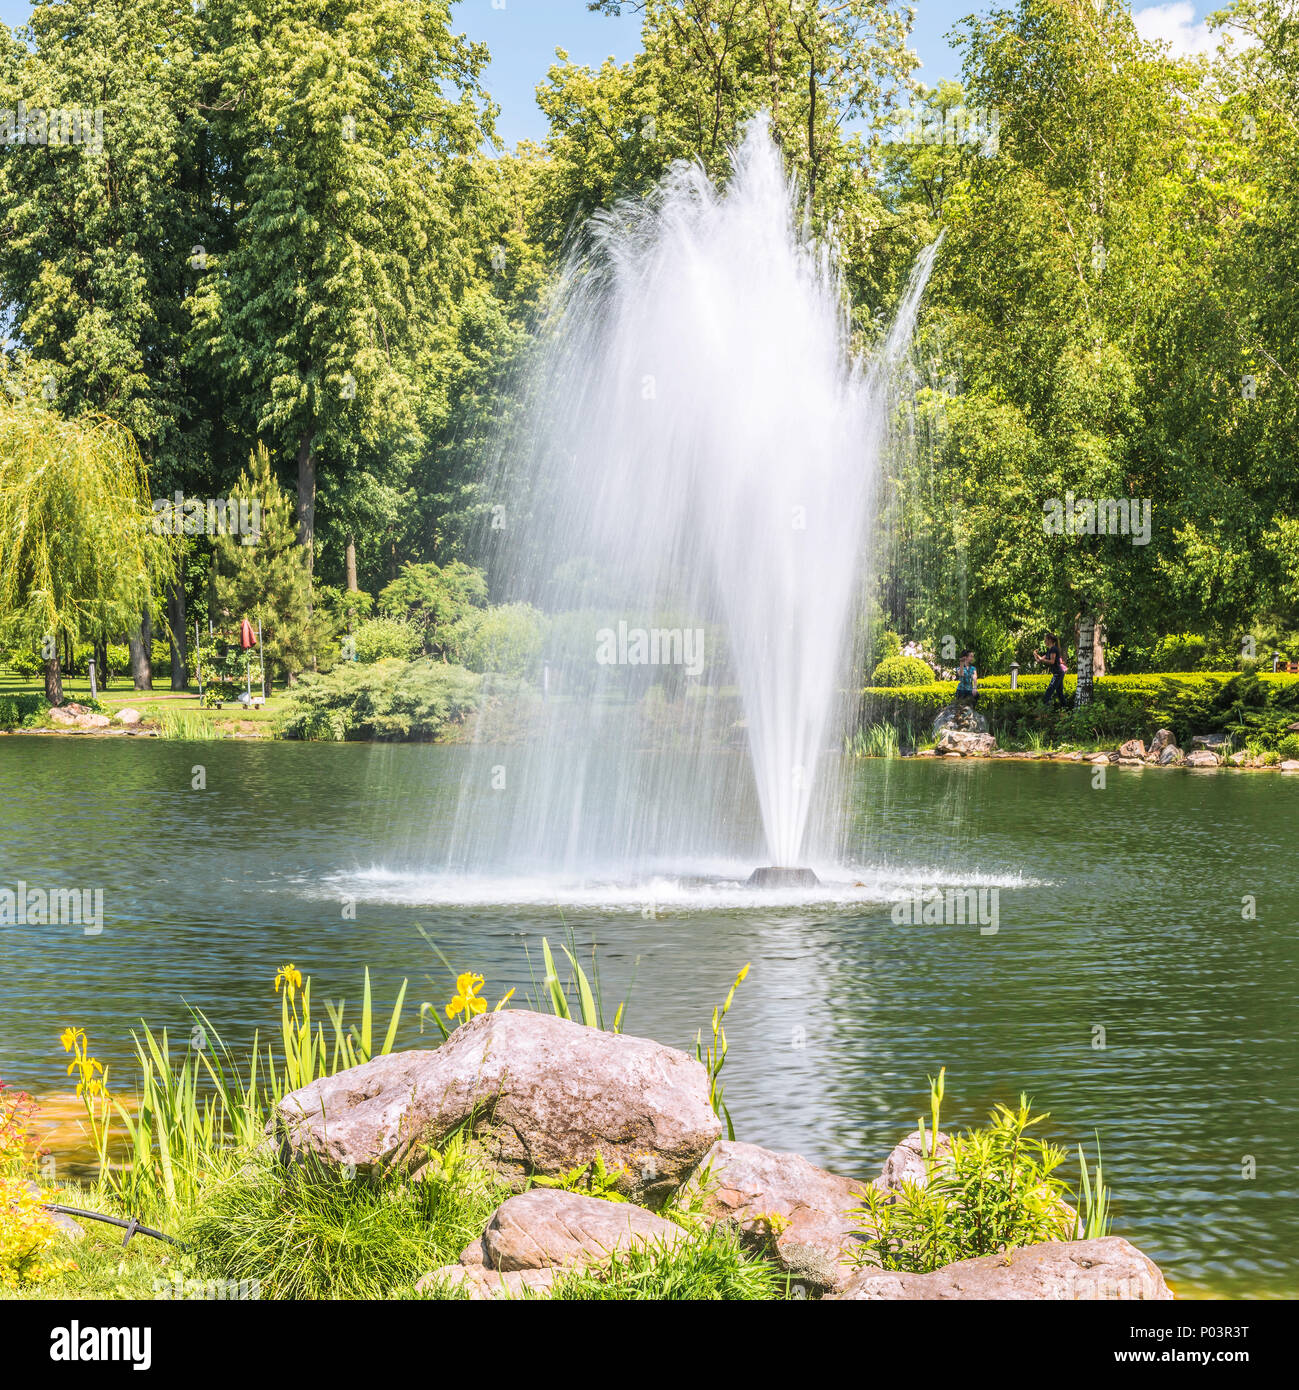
[1034,632,1068,708]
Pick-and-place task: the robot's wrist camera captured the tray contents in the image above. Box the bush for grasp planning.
[1277,734,1299,761]
[377,561,488,656]
[350,617,422,664]
[853,1095,1076,1274]
[870,654,935,687]
[1148,633,1209,672]
[451,603,546,678]
[0,693,49,729]
[3,647,43,678]
[863,671,1299,748]
[280,658,481,741]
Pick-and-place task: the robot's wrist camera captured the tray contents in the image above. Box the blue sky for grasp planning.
[0,1,1228,148]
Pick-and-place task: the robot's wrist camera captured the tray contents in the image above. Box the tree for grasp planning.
[377,560,487,659]
[188,0,496,572]
[212,445,315,681]
[0,396,178,703]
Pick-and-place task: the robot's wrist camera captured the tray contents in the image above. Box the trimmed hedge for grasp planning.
[862,672,1299,748]
[870,655,935,687]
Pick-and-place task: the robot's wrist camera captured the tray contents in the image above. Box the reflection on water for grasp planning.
[0,738,1295,1297]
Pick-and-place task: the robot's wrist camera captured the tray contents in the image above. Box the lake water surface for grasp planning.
[1,737,1295,1297]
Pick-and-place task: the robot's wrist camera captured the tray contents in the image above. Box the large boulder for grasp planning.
[935,729,996,757]
[1148,728,1176,757]
[270,1011,721,1205]
[418,1189,689,1300]
[828,1236,1172,1300]
[47,703,108,730]
[1157,744,1183,766]
[114,707,143,727]
[931,703,989,737]
[1184,749,1220,768]
[1117,738,1145,759]
[686,1140,873,1293]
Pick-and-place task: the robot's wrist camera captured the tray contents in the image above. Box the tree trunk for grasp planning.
[167,571,188,691]
[44,654,64,705]
[345,531,358,592]
[296,427,317,574]
[1075,615,1095,707]
[95,639,108,690]
[129,606,153,691]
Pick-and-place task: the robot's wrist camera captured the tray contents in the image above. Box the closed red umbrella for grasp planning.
[239,617,257,650]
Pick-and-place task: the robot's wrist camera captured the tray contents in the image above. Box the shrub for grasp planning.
[280,658,481,741]
[451,603,546,678]
[870,654,935,687]
[862,671,1299,748]
[350,617,422,664]
[0,693,48,729]
[853,1093,1076,1274]
[1276,733,1299,761]
[1148,633,1210,672]
[377,561,488,656]
[3,646,43,678]
[0,1174,74,1289]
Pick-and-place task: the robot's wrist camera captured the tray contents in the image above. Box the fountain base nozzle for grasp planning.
[746,866,820,889]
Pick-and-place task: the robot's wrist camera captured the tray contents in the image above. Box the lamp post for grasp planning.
[1009,661,1019,690]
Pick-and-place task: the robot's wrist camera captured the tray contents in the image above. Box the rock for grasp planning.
[114,707,142,726]
[1086,753,1111,765]
[935,729,996,757]
[48,703,108,729]
[469,1188,687,1273]
[686,1140,872,1293]
[418,1189,689,1300]
[1116,757,1145,767]
[270,1011,721,1205]
[931,703,989,737]
[1184,749,1220,768]
[1191,733,1227,748]
[1157,745,1183,766]
[1149,729,1176,756]
[1117,738,1145,759]
[828,1236,1172,1301]
[1229,752,1248,766]
[416,1263,557,1301]
[874,1128,952,1193]
[1281,760,1299,773]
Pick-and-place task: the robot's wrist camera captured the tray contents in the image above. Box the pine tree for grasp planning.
[212,446,315,682]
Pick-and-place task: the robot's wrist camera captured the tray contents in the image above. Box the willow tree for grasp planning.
[0,399,178,703]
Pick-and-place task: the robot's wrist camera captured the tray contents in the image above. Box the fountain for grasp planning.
[444,116,940,893]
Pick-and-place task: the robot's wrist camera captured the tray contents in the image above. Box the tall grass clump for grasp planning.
[185,1139,506,1299]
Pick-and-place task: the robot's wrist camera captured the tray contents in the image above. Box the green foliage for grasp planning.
[870,654,936,687]
[530,1151,628,1203]
[377,561,488,657]
[279,658,480,741]
[550,1226,785,1302]
[696,963,750,1142]
[212,446,318,680]
[350,617,422,664]
[0,400,179,693]
[451,602,547,678]
[1276,733,1299,761]
[0,693,47,730]
[853,1093,1076,1273]
[846,720,900,757]
[1147,633,1211,672]
[864,672,1299,747]
[185,1141,506,1300]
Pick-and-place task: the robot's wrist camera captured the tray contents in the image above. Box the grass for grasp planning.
[550,1226,789,1300]
[183,1142,507,1300]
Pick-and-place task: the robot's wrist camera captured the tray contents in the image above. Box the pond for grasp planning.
[0,736,1295,1297]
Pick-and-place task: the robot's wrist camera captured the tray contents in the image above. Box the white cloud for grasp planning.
[1133,3,1219,57]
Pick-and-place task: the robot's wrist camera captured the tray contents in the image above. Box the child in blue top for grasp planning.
[956,649,978,707]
